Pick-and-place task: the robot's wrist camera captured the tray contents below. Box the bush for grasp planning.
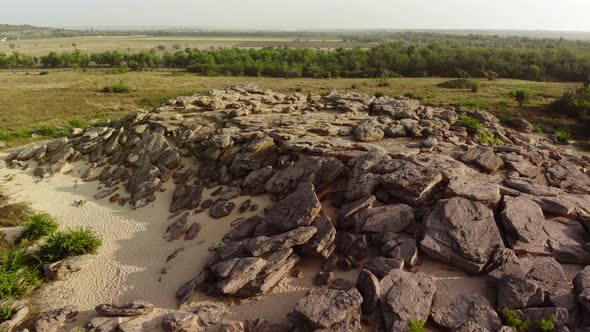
[438,78,479,91]
[409,319,427,332]
[500,308,530,332]
[39,71,49,76]
[375,91,386,98]
[454,98,486,110]
[479,131,504,146]
[102,81,130,94]
[457,115,482,134]
[37,227,101,262]
[0,303,15,323]
[510,89,533,106]
[0,249,42,299]
[404,92,424,100]
[21,213,58,242]
[551,86,590,119]
[351,83,359,89]
[108,63,128,74]
[496,113,513,125]
[555,128,572,144]
[537,316,557,332]
[35,125,69,138]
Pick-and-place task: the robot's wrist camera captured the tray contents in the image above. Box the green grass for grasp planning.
[102,81,131,94]
[21,213,59,242]
[409,319,427,332]
[438,78,480,92]
[457,115,482,134]
[478,130,504,146]
[537,316,557,332]
[500,308,530,332]
[454,98,487,110]
[555,128,572,144]
[37,227,102,263]
[0,249,42,299]
[0,303,16,323]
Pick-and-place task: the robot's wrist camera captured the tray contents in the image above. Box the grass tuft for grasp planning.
[0,249,42,299]
[102,81,131,94]
[37,227,102,263]
[21,213,59,242]
[0,303,16,323]
[457,115,482,134]
[409,319,427,332]
[500,308,530,332]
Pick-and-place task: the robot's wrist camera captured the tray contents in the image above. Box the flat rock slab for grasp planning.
[446,177,501,204]
[500,196,545,244]
[95,301,154,317]
[420,196,504,274]
[431,293,502,331]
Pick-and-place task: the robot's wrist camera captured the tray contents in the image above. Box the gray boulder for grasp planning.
[500,196,545,244]
[431,293,502,331]
[421,197,504,274]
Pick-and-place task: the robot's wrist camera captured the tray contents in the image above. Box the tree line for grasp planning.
[2,43,590,82]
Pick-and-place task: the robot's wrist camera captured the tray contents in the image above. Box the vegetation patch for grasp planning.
[551,86,590,121]
[102,81,131,94]
[510,89,534,106]
[21,213,59,242]
[555,128,572,144]
[0,302,16,323]
[409,319,427,332]
[37,228,102,263]
[0,249,42,299]
[437,78,480,92]
[0,202,32,227]
[500,308,530,332]
[404,91,424,100]
[537,316,557,332]
[454,98,487,110]
[478,130,504,146]
[457,115,482,134]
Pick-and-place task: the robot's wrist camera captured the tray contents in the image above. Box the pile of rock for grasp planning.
[6,84,590,331]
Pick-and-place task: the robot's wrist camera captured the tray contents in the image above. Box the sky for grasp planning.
[2,0,590,32]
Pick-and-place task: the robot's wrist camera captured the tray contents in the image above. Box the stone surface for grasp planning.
[500,196,545,244]
[431,293,502,331]
[95,301,154,317]
[421,197,504,274]
[288,288,363,331]
[379,270,436,331]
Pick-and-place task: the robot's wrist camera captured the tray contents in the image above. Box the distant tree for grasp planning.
[510,89,533,107]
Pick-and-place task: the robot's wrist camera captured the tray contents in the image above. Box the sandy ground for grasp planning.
[0,155,506,331]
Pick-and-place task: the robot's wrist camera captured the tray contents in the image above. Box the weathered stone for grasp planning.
[497,274,544,309]
[513,307,568,332]
[500,196,545,243]
[380,161,443,204]
[211,257,267,294]
[187,302,228,326]
[244,226,317,257]
[34,305,78,332]
[431,294,502,331]
[351,204,414,233]
[254,183,321,236]
[162,311,199,332]
[95,301,154,317]
[299,214,336,258]
[209,200,236,219]
[170,184,203,213]
[421,197,504,274]
[353,120,384,142]
[357,269,380,314]
[446,177,501,204]
[391,239,419,267]
[363,257,404,279]
[379,270,436,331]
[288,288,363,331]
[574,266,590,313]
[43,254,92,281]
[461,147,504,173]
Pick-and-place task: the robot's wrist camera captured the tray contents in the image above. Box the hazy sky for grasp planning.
[3,0,590,31]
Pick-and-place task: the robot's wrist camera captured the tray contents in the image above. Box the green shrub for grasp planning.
[479,131,504,146]
[102,81,130,94]
[536,316,557,332]
[457,115,482,134]
[39,71,49,76]
[438,78,479,92]
[454,98,487,110]
[37,227,101,262]
[21,213,58,242]
[0,303,15,323]
[409,319,427,332]
[500,308,530,332]
[497,113,513,125]
[375,91,386,98]
[404,92,424,100]
[66,119,90,130]
[534,124,545,133]
[0,128,32,141]
[510,89,533,106]
[551,86,590,119]
[0,249,42,299]
[351,83,359,89]
[377,81,390,87]
[555,128,572,144]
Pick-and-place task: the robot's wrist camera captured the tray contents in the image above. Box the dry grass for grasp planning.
[0,70,582,148]
[0,202,32,227]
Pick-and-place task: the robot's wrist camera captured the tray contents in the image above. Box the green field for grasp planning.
[0,36,373,56]
[0,69,580,148]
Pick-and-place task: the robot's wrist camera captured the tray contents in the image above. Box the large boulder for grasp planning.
[288,288,363,331]
[431,293,502,331]
[380,161,443,204]
[574,266,590,312]
[254,183,321,236]
[446,177,501,204]
[420,197,504,274]
[379,270,436,331]
[500,196,545,244]
[461,147,504,173]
